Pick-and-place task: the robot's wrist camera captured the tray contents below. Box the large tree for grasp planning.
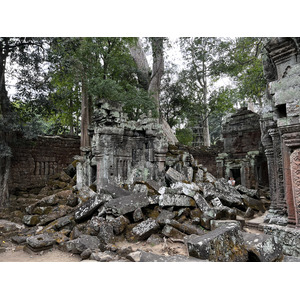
[0,37,46,206]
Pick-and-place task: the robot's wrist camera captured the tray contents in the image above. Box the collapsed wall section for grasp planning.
[8,134,80,193]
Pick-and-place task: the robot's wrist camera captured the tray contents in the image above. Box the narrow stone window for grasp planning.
[276,104,287,118]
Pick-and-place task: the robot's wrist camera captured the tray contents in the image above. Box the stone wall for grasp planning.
[184,144,222,177]
[8,134,80,193]
[76,99,168,190]
[264,224,300,257]
[216,108,268,189]
[261,37,300,227]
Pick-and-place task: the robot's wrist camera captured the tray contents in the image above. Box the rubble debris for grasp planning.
[184,223,248,262]
[241,232,283,262]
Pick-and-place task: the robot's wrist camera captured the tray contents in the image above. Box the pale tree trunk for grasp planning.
[80,76,90,153]
[0,156,10,207]
[128,39,151,90]
[202,82,211,147]
[148,37,164,115]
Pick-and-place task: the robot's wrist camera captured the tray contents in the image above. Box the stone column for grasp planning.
[290,149,300,226]
[269,129,286,214]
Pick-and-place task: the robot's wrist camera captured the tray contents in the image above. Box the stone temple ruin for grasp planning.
[216,107,269,189]
[1,37,300,262]
[76,99,169,190]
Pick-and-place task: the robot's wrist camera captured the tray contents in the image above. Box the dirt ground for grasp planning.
[0,238,188,262]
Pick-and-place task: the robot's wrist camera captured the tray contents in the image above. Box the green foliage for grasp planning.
[176,128,193,146]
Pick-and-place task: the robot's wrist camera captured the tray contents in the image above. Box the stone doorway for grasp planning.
[230,168,241,185]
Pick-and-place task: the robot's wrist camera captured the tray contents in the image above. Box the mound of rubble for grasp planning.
[1,143,287,262]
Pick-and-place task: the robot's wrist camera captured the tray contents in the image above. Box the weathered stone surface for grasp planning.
[11,235,28,244]
[156,210,176,226]
[90,251,117,262]
[210,220,242,231]
[80,248,92,260]
[109,215,130,235]
[158,194,195,207]
[105,193,150,217]
[244,207,255,218]
[184,223,248,261]
[41,215,73,233]
[98,223,115,246]
[132,218,159,240]
[193,193,211,212]
[165,219,205,236]
[74,194,105,222]
[77,186,96,202]
[133,207,144,222]
[101,183,131,199]
[26,233,56,251]
[282,256,300,262]
[62,234,101,254]
[235,185,260,198]
[146,234,164,246]
[64,162,77,178]
[22,215,41,226]
[264,224,300,257]
[214,206,236,220]
[165,167,186,184]
[242,195,265,212]
[0,219,24,235]
[241,232,283,262]
[170,182,200,198]
[38,205,73,226]
[162,225,187,240]
[127,250,205,262]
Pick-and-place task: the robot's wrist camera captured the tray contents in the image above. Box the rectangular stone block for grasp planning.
[184,223,248,262]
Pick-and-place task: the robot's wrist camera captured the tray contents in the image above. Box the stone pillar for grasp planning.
[290,149,300,226]
[216,153,227,179]
[269,129,286,214]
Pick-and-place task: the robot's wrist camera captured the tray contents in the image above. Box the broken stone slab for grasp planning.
[132,218,160,240]
[158,194,195,207]
[214,206,236,220]
[236,185,260,199]
[133,207,144,222]
[101,183,131,199]
[165,167,186,184]
[204,171,216,184]
[244,207,255,219]
[26,233,56,252]
[241,232,283,262]
[105,193,150,217]
[156,210,176,226]
[127,250,206,262]
[165,219,205,236]
[214,178,242,197]
[77,186,97,203]
[22,215,41,226]
[109,215,130,235]
[74,194,106,222]
[162,225,187,240]
[40,215,73,233]
[184,223,248,262]
[11,235,28,244]
[242,195,265,212]
[38,205,74,226]
[61,234,101,254]
[193,193,211,212]
[210,220,242,231]
[170,182,200,198]
[282,256,300,262]
[0,219,25,235]
[146,234,164,246]
[97,223,115,247]
[81,248,92,260]
[90,251,118,262]
[211,197,223,208]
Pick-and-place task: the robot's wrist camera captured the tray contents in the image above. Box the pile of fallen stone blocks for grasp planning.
[1,152,285,262]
